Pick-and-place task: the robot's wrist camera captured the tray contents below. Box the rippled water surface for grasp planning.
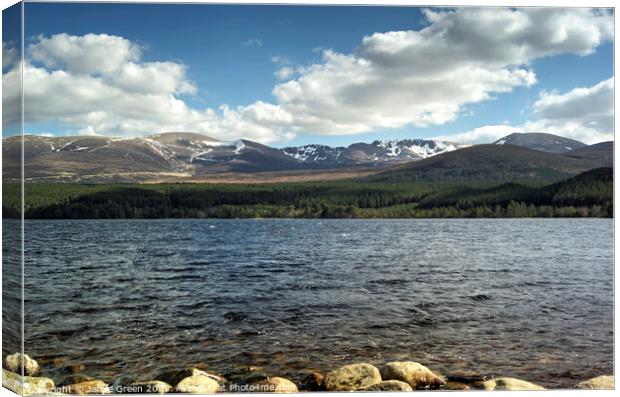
[6,219,614,387]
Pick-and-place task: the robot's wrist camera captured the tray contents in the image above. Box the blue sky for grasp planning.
[2,3,614,146]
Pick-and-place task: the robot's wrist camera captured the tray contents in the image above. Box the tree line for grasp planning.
[2,168,612,219]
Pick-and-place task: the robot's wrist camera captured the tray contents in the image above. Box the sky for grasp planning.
[1,3,614,147]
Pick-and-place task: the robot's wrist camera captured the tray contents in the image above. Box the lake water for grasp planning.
[3,219,614,388]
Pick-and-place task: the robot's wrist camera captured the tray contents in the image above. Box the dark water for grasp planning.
[5,219,614,388]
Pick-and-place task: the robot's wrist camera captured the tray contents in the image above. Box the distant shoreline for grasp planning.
[2,167,613,220]
[3,216,614,221]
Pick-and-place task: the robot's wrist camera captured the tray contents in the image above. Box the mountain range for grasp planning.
[1,132,613,183]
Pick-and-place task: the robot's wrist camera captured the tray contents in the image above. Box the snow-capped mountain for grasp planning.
[282,139,464,166]
[281,144,345,165]
[372,139,463,159]
[3,132,466,182]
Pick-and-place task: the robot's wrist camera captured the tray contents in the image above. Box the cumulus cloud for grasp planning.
[2,42,18,69]
[434,125,524,144]
[2,7,614,144]
[524,78,613,143]
[436,78,613,145]
[2,35,288,143]
[29,33,140,75]
[533,78,612,123]
[265,7,611,135]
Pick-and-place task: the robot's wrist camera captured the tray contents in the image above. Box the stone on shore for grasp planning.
[575,375,614,390]
[63,380,110,394]
[252,377,298,393]
[323,363,382,391]
[298,372,324,391]
[359,380,413,391]
[380,361,445,389]
[477,377,545,390]
[128,381,172,394]
[2,369,55,396]
[156,368,223,387]
[175,375,220,393]
[4,353,40,376]
[110,375,134,394]
[58,374,96,387]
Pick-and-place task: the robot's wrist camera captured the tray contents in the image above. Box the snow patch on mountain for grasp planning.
[282,139,461,164]
[142,138,178,162]
[55,141,76,152]
[199,139,245,153]
[374,139,461,159]
[281,144,344,162]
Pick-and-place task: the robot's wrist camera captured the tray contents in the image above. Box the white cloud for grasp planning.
[2,42,18,69]
[241,38,262,47]
[532,78,612,126]
[29,33,140,75]
[263,7,611,136]
[434,125,523,144]
[524,78,613,143]
[274,66,295,81]
[436,78,614,145]
[113,61,197,95]
[270,55,291,65]
[2,34,289,143]
[2,8,614,144]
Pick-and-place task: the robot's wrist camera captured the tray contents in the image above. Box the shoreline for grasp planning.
[2,353,614,394]
[3,215,614,220]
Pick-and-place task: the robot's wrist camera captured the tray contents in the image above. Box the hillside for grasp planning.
[564,141,613,165]
[494,132,587,153]
[415,167,612,211]
[369,144,611,183]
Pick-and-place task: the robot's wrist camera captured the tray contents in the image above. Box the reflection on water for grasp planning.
[6,219,613,388]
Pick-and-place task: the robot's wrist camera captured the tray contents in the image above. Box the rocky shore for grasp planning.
[2,353,614,395]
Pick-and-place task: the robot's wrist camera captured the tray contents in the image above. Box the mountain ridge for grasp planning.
[2,132,466,182]
[2,131,612,183]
